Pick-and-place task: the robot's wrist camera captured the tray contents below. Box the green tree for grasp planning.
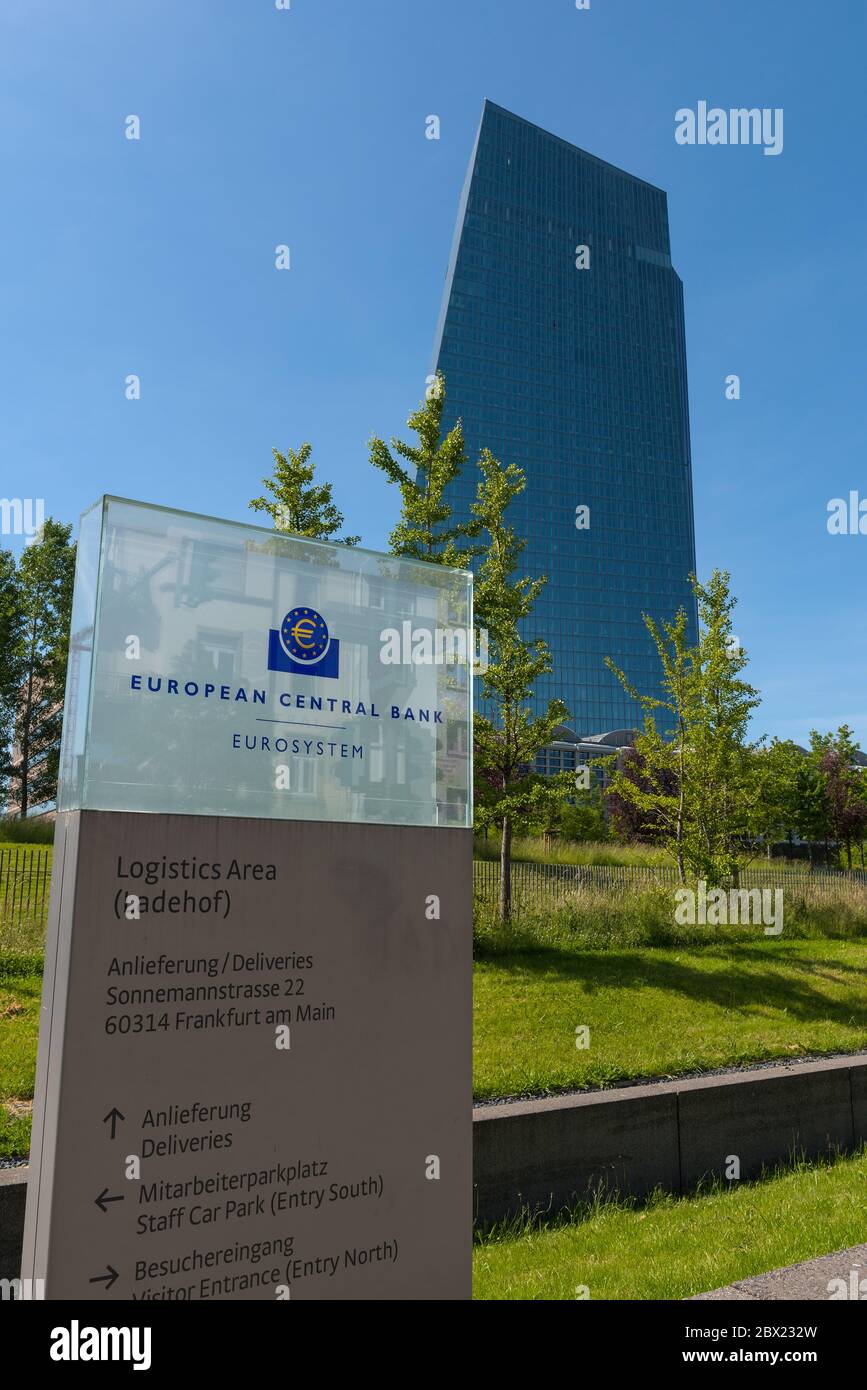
[686,572,761,883]
[810,725,867,869]
[749,739,813,857]
[368,373,479,565]
[471,450,569,922]
[0,547,25,807]
[794,752,831,861]
[5,520,76,817]
[605,605,694,881]
[250,443,359,545]
[856,760,867,869]
[606,571,760,884]
[549,781,608,843]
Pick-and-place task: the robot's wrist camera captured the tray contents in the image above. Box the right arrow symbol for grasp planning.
[89,1266,119,1290]
[102,1107,125,1140]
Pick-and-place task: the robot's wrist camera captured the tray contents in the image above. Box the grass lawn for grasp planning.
[0,952,42,1159]
[474,938,867,1098]
[474,1148,867,1299]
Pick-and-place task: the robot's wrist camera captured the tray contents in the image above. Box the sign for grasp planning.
[59,497,472,826]
[22,498,472,1300]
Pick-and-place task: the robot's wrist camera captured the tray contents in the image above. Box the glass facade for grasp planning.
[432,101,698,735]
[58,497,472,827]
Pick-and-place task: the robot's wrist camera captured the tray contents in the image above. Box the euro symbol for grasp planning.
[291,618,317,649]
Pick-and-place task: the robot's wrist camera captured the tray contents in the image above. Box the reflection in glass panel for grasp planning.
[58,497,472,828]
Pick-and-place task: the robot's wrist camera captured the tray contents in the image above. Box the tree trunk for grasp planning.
[676,731,686,884]
[499,814,512,925]
[18,621,37,820]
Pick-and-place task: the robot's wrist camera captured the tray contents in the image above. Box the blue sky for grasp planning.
[1,0,864,748]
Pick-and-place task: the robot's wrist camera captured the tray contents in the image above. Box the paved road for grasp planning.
[691,1244,867,1300]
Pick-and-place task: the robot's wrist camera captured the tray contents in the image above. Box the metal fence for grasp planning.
[473,857,867,906]
[1,846,865,936]
[0,846,52,939]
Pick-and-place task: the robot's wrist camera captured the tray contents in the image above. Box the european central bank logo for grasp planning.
[267,606,340,678]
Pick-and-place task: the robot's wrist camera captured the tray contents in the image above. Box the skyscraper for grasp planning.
[431,101,698,742]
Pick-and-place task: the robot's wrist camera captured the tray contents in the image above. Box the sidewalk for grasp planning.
[690,1244,867,1300]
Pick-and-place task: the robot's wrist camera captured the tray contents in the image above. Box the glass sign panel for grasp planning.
[58,497,473,827]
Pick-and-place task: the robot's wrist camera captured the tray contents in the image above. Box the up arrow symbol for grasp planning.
[103,1107,125,1139]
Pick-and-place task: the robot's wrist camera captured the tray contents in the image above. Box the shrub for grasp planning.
[0,816,55,845]
[473,881,867,956]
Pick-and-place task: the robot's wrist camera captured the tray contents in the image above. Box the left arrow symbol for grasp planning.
[89,1266,119,1290]
[94,1188,125,1213]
